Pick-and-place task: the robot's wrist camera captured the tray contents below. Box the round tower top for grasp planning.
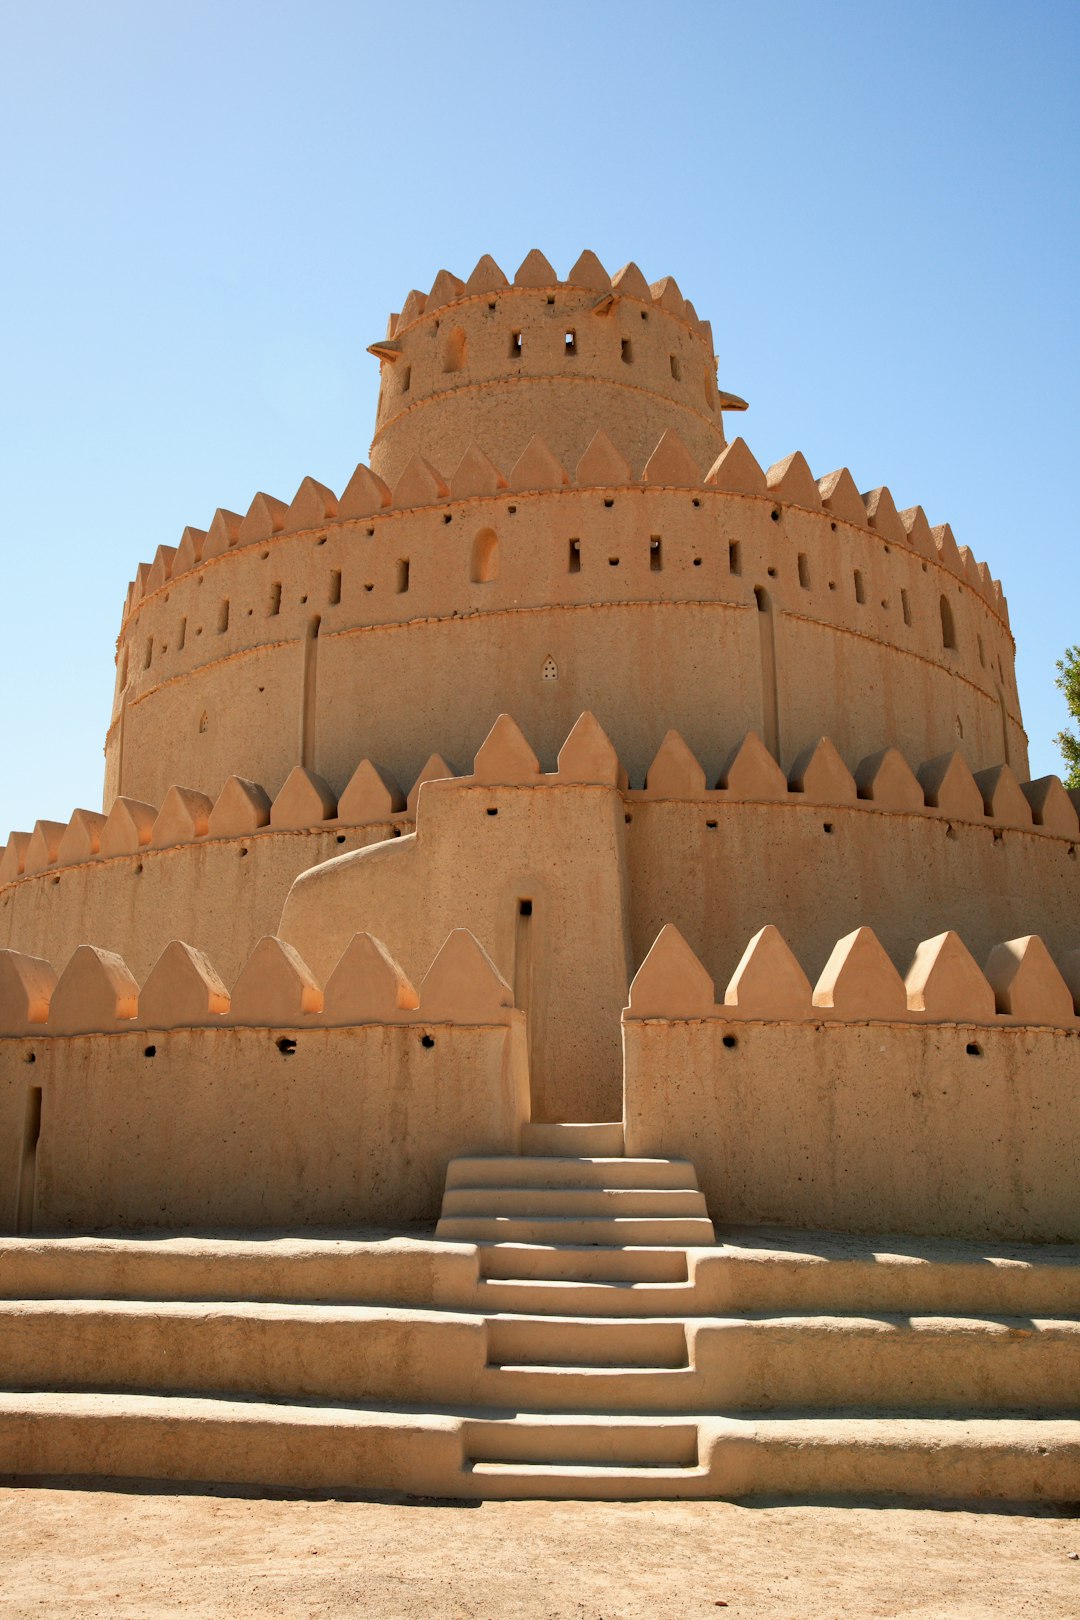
[366,249,746,488]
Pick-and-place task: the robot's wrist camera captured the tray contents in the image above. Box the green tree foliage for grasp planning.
[1055,645,1080,788]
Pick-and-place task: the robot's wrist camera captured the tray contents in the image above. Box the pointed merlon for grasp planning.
[398,289,427,326]
[645,730,707,798]
[854,746,925,813]
[1020,776,1080,839]
[765,452,822,510]
[140,940,230,1028]
[145,544,177,595]
[898,505,936,560]
[787,738,857,804]
[230,936,323,1023]
[817,468,869,527]
[238,492,289,547]
[270,766,338,829]
[984,936,1075,1024]
[959,546,983,593]
[323,932,419,1023]
[473,714,542,785]
[284,476,338,533]
[464,254,509,296]
[627,924,715,1020]
[450,442,507,500]
[208,777,273,839]
[931,522,964,578]
[337,759,405,824]
[201,507,243,560]
[49,944,139,1034]
[566,249,610,291]
[392,453,450,508]
[813,927,907,1019]
[339,462,391,520]
[649,275,685,316]
[642,429,700,487]
[508,435,568,492]
[575,429,632,487]
[99,796,158,857]
[705,438,766,497]
[0,948,57,1031]
[514,249,558,287]
[407,753,458,815]
[56,809,108,865]
[557,712,623,787]
[23,820,68,875]
[610,262,652,301]
[134,562,151,599]
[427,267,465,310]
[861,487,907,544]
[0,832,30,884]
[723,926,813,1019]
[151,786,213,848]
[419,928,514,1022]
[905,931,995,1020]
[719,732,788,800]
[917,753,984,820]
[972,764,1031,827]
[173,526,207,574]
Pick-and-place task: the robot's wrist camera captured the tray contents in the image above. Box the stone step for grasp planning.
[441,1186,709,1219]
[462,1460,710,1500]
[445,1156,697,1191]
[476,1243,692,1284]
[476,1276,698,1317]
[519,1123,624,1157]
[485,1314,688,1369]
[435,1215,716,1247]
[479,1363,698,1412]
[462,1414,699,1468]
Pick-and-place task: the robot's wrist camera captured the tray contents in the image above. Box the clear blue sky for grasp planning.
[1,0,1077,836]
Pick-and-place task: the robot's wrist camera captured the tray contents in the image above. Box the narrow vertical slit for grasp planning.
[650,536,662,572]
[754,586,781,760]
[514,899,534,1080]
[15,1085,42,1235]
[301,615,321,772]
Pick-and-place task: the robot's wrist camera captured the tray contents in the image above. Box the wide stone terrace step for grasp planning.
[445,1156,696,1190]
[520,1123,624,1157]
[440,1187,709,1219]
[434,1214,716,1246]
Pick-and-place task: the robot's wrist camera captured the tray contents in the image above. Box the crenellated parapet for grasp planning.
[106,410,1023,813]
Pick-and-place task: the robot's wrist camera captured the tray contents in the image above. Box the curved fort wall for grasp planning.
[104,438,1024,813]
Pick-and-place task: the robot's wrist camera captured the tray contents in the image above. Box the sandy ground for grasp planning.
[1,1484,1078,1618]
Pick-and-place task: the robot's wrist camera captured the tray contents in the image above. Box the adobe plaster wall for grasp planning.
[103,480,1023,811]
[623,1018,1080,1242]
[1,1019,528,1234]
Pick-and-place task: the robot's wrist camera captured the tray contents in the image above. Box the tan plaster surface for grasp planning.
[1,1486,1078,1618]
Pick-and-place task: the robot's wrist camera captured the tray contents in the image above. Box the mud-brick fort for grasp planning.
[0,249,1078,1503]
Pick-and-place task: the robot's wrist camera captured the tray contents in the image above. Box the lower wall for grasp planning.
[623,1019,1080,1242]
[1,1019,528,1233]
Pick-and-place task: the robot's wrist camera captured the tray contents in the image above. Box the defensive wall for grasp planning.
[624,924,1080,1243]
[0,929,527,1234]
[5,712,1078,1119]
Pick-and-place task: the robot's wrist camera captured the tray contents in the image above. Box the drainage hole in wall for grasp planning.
[706,819,717,829]
[771,508,781,523]
[51,875,60,886]
[1069,844,1077,860]
[946,824,958,841]
[23,1051,35,1064]
[625,813,633,824]
[692,498,701,508]
[767,566,777,577]
[364,583,374,592]
[238,847,249,858]
[486,807,498,816]
[993,828,1004,843]
[420,1034,435,1049]
[822,822,834,834]
[604,499,614,509]
[722,1034,738,1049]
[966,1042,982,1057]
[277,1037,297,1055]
[828,581,837,591]
[336,834,347,844]
[143,1045,156,1058]
[134,863,143,875]
[392,827,402,837]
[830,522,837,532]
[443,513,452,524]
[609,556,620,567]
[366,527,375,537]
[261,551,269,560]
[315,534,327,546]
[692,557,702,567]
[507,505,517,515]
